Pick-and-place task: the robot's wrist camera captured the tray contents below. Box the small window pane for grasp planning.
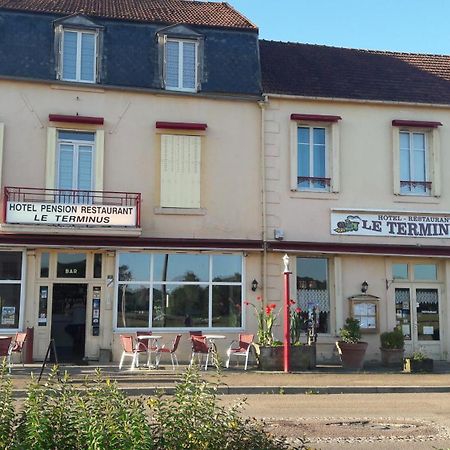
[154,254,208,282]
[93,254,102,279]
[0,284,21,328]
[118,253,150,281]
[166,41,179,88]
[0,252,22,280]
[392,263,408,280]
[413,133,425,150]
[399,132,410,150]
[313,128,325,145]
[182,42,196,89]
[40,253,50,278]
[117,285,149,328]
[212,285,241,328]
[212,255,242,282]
[80,32,95,82]
[57,253,86,278]
[414,264,437,281]
[62,31,77,80]
[58,131,95,142]
[152,284,208,328]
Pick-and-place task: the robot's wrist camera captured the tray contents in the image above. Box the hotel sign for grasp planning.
[6,202,136,227]
[331,211,450,238]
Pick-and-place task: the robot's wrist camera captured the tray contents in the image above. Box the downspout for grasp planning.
[258,96,269,304]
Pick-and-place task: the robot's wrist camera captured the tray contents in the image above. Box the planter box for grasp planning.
[336,341,368,370]
[380,348,404,368]
[403,357,434,373]
[258,345,316,371]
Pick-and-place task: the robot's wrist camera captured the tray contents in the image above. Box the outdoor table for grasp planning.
[203,334,226,366]
[136,335,162,368]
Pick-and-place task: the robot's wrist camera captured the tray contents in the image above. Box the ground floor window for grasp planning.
[0,251,24,330]
[116,252,243,329]
[296,257,330,333]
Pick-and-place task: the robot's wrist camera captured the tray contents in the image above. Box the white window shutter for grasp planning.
[330,122,340,193]
[392,128,400,195]
[161,135,201,208]
[55,25,63,80]
[46,127,57,190]
[431,128,441,197]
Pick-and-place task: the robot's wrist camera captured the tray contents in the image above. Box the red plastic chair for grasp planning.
[118,335,146,370]
[0,337,12,373]
[226,334,254,370]
[9,332,27,366]
[156,334,182,370]
[189,331,203,336]
[189,335,211,370]
[136,331,158,366]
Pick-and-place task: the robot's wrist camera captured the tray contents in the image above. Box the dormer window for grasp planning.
[166,39,198,92]
[54,15,103,84]
[158,24,203,93]
[61,29,97,83]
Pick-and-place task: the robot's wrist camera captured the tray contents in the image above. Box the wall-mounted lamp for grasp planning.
[361,281,368,293]
[251,279,259,292]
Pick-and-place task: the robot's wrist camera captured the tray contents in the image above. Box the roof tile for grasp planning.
[260,40,450,105]
[0,0,256,29]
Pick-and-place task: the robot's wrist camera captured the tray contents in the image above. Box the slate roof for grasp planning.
[0,0,256,29]
[260,40,450,105]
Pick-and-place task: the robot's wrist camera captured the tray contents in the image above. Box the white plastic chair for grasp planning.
[225,334,254,370]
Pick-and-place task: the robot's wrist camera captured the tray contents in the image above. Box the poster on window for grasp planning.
[1,306,15,325]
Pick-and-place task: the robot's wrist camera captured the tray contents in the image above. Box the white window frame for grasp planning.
[0,250,26,334]
[61,28,98,84]
[113,252,245,332]
[56,130,95,193]
[290,120,340,193]
[165,38,198,92]
[393,126,440,197]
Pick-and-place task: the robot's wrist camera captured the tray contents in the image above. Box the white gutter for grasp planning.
[265,93,450,110]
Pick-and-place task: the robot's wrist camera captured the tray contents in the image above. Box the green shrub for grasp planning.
[380,327,404,350]
[339,317,362,344]
[2,366,310,450]
[0,361,15,450]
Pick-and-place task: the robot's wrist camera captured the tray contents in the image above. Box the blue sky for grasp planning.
[227,0,450,55]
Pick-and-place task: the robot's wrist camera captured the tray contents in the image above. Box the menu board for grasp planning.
[350,298,379,331]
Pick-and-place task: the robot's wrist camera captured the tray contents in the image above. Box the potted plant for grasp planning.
[290,303,316,370]
[244,297,283,370]
[336,317,368,370]
[380,327,404,368]
[403,350,434,373]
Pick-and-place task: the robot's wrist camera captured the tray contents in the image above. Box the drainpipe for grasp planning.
[258,96,269,304]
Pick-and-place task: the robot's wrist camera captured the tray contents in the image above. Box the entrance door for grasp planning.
[394,286,441,359]
[51,284,87,363]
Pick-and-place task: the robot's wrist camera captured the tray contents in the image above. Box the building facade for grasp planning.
[0,0,263,362]
[260,40,450,362]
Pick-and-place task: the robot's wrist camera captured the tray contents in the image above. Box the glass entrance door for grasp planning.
[51,283,87,363]
[395,286,441,358]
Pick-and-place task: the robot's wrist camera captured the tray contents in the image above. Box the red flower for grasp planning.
[244,301,250,306]
[256,296,262,302]
[265,306,272,315]
[289,299,296,305]
[269,303,277,310]
[295,307,302,314]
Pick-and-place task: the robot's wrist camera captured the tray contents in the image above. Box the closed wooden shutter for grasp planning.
[161,134,201,208]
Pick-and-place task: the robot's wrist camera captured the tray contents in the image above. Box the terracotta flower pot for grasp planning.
[336,341,368,370]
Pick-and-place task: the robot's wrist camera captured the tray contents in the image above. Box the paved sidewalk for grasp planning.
[5,361,450,396]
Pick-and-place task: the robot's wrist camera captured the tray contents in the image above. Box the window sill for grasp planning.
[50,82,105,94]
[289,190,339,200]
[393,195,440,205]
[165,86,198,94]
[154,207,207,216]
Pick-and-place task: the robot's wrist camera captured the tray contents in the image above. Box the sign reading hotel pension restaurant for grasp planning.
[331,211,450,238]
[6,202,136,227]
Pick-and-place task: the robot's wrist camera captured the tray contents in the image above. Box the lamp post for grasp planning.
[282,254,291,373]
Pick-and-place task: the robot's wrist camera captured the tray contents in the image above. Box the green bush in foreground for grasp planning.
[0,364,310,450]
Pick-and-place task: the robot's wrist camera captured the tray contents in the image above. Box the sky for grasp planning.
[227,0,450,55]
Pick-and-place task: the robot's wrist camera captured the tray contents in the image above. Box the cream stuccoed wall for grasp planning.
[264,96,450,246]
[0,80,261,240]
[263,96,450,362]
